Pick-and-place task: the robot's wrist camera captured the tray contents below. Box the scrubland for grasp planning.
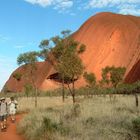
[17,95,140,140]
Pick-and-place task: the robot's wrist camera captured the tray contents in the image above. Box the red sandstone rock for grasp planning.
[3,12,140,92]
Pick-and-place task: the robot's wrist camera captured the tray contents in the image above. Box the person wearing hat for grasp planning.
[0,97,8,131]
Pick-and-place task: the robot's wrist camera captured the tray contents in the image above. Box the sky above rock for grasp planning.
[0,0,140,90]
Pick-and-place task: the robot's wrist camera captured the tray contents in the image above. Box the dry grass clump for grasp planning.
[17,95,140,140]
[17,96,73,112]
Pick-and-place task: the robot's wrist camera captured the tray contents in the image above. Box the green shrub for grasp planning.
[84,117,96,126]
[41,117,70,139]
[13,72,22,81]
[42,117,58,133]
[71,104,81,118]
[132,117,140,140]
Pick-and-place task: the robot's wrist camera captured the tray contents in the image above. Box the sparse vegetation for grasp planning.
[17,95,140,140]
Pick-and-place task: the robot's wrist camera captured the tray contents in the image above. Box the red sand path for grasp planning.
[0,114,25,140]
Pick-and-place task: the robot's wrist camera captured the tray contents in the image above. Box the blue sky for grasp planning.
[0,0,140,90]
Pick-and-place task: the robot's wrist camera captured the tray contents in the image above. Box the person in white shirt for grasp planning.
[8,97,18,123]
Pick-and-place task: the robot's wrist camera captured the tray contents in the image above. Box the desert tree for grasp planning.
[53,31,86,103]
[100,66,126,88]
[110,66,126,88]
[56,47,84,103]
[100,66,112,87]
[51,30,71,102]
[83,72,96,96]
[100,66,126,100]
[50,30,86,103]
[54,38,85,103]
[38,30,86,103]
[83,72,96,88]
[17,51,39,107]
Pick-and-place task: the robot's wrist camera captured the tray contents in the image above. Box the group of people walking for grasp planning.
[0,96,18,132]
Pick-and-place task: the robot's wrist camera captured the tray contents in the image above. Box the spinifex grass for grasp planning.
[17,95,140,140]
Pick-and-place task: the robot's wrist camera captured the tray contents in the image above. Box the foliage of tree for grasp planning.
[38,39,51,60]
[100,66,126,88]
[101,66,111,86]
[110,66,126,88]
[17,51,38,66]
[83,72,96,88]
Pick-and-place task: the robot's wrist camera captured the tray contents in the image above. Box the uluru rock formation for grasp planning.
[2,12,140,92]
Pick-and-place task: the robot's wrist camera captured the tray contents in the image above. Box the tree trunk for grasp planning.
[67,83,73,95]
[72,93,75,104]
[35,87,38,108]
[30,68,38,108]
[138,133,140,140]
[67,82,75,103]
[135,93,139,107]
[62,76,65,102]
[72,79,75,103]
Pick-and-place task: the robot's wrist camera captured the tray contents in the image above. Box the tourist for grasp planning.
[8,97,18,123]
[0,97,8,131]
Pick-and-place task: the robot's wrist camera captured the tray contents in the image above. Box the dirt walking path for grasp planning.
[0,114,25,140]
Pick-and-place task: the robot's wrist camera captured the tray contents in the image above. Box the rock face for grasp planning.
[3,12,140,92]
[3,61,60,92]
[125,60,140,83]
